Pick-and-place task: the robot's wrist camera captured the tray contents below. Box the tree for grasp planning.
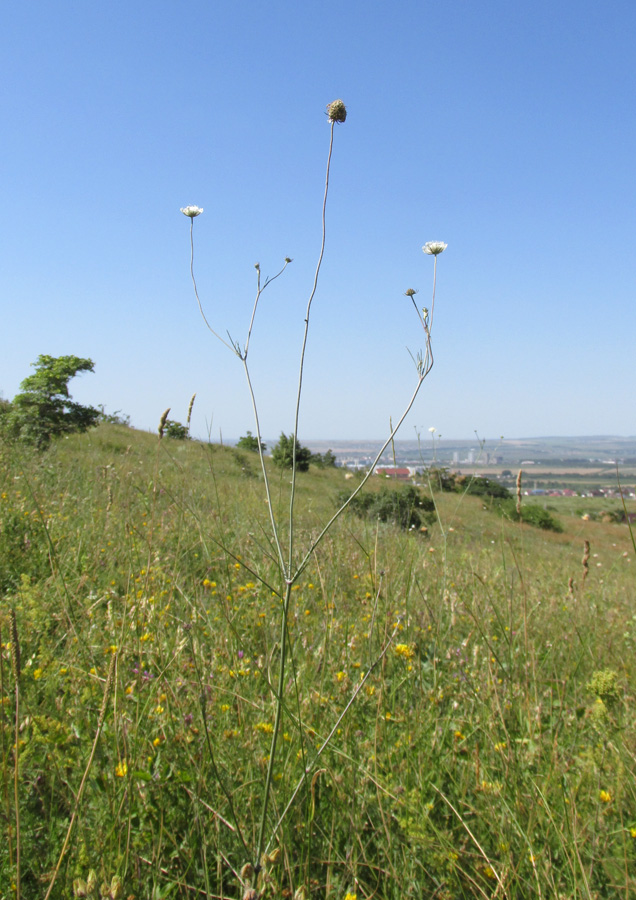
[271,432,312,472]
[311,449,337,468]
[237,430,266,453]
[6,355,100,448]
[164,419,190,440]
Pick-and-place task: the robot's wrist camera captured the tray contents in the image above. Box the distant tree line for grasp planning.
[237,431,337,471]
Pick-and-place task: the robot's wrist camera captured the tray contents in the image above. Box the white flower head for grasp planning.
[422,241,447,256]
[428,426,436,433]
[180,206,203,218]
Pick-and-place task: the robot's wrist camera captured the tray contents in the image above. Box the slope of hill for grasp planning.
[1,424,635,898]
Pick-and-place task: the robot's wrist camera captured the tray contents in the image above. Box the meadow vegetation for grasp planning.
[2,97,636,900]
[1,424,635,899]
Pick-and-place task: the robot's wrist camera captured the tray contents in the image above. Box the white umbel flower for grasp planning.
[422,241,447,256]
[181,206,203,218]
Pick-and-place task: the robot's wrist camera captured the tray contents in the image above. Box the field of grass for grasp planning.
[1,424,636,899]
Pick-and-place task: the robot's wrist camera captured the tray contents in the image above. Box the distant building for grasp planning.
[374,467,411,480]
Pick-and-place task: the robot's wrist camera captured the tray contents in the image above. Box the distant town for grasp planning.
[295,435,636,497]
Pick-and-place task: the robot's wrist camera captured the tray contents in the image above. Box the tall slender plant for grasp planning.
[182,99,447,890]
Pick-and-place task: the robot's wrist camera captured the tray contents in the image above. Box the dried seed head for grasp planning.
[186,393,196,431]
[158,408,171,439]
[404,288,417,297]
[240,863,254,884]
[326,99,347,123]
[10,608,20,680]
[73,879,88,898]
[243,890,259,900]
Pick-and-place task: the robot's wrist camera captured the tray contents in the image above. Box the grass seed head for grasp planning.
[158,407,171,439]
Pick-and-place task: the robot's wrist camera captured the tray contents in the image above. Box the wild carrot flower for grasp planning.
[422,241,447,256]
[180,206,203,217]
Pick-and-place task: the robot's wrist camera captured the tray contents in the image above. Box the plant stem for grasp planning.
[288,121,335,573]
[255,579,293,869]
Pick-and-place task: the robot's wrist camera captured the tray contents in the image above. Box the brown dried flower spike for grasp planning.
[326,99,347,123]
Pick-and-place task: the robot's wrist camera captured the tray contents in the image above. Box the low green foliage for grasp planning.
[163,419,190,440]
[338,484,436,531]
[236,430,266,453]
[499,498,564,531]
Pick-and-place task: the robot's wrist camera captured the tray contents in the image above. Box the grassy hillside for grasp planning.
[1,425,635,899]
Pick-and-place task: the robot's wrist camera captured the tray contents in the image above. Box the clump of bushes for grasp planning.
[428,468,511,500]
[499,499,563,532]
[337,485,436,531]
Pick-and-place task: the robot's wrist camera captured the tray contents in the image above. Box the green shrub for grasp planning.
[459,475,511,499]
[311,449,337,468]
[271,432,312,471]
[164,419,190,440]
[237,430,266,452]
[338,484,436,531]
[499,499,563,531]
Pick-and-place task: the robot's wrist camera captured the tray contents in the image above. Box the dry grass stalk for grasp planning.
[158,407,171,439]
[186,393,196,432]
[10,609,21,900]
[581,539,590,590]
[516,469,523,517]
[9,608,20,681]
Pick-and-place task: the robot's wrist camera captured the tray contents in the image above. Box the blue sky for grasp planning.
[2,0,635,442]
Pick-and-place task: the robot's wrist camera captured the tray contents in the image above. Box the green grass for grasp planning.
[1,425,636,899]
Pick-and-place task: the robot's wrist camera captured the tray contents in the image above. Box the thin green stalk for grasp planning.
[13,683,20,900]
[616,464,636,554]
[188,633,251,862]
[188,218,237,354]
[288,120,335,571]
[0,623,14,873]
[242,358,287,575]
[293,366,430,583]
[255,580,293,870]
[265,614,401,855]
[44,653,116,900]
